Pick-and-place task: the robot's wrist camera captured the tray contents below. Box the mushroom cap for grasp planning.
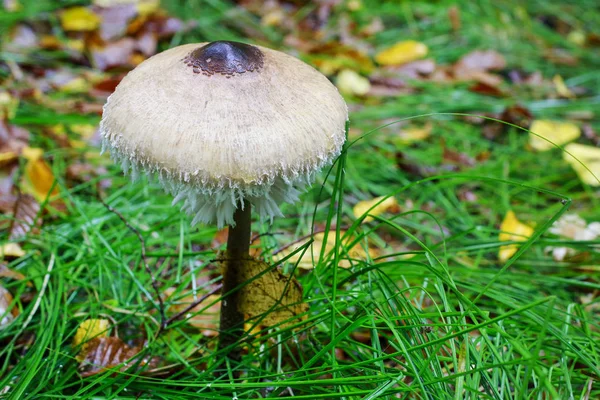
[100,41,347,227]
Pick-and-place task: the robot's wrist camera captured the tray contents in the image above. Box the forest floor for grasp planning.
[1,1,599,398]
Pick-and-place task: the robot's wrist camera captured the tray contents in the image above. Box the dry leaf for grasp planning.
[274,231,377,269]
[0,91,19,120]
[233,259,307,327]
[73,319,111,361]
[20,147,60,202]
[498,210,534,262]
[165,289,220,336]
[0,243,25,258]
[60,7,102,32]
[353,196,398,223]
[563,143,600,186]
[0,264,25,281]
[455,50,506,72]
[0,285,18,327]
[78,336,158,377]
[336,69,371,96]
[0,285,19,329]
[448,5,461,31]
[529,120,580,151]
[552,75,575,98]
[546,214,600,261]
[396,123,432,144]
[90,38,137,71]
[8,194,40,240]
[375,40,428,66]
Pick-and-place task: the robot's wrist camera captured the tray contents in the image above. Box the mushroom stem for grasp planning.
[217,203,251,365]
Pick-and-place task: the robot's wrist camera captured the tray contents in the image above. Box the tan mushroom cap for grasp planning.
[100,41,348,227]
[101,41,347,188]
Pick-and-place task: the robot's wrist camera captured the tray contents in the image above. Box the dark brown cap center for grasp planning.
[183,41,264,77]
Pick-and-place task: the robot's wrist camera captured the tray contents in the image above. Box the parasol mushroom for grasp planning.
[100,40,348,363]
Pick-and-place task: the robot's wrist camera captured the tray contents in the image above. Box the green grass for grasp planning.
[1,0,599,398]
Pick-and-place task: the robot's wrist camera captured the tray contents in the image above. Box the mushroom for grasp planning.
[100,41,348,361]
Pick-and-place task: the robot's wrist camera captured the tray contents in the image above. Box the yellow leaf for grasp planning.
[396,122,432,144]
[0,243,25,258]
[164,289,220,336]
[336,69,371,96]
[21,147,60,202]
[60,7,101,32]
[274,231,377,269]
[261,9,285,27]
[375,40,428,66]
[0,151,18,163]
[59,77,90,94]
[0,91,19,120]
[529,120,580,152]
[563,143,600,186]
[66,38,85,52]
[136,0,160,15]
[353,196,398,223]
[552,75,575,98]
[73,319,110,347]
[498,210,534,262]
[233,259,307,327]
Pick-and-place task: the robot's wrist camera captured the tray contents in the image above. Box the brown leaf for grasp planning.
[441,139,475,168]
[455,50,506,73]
[0,285,18,327]
[94,4,138,41]
[468,81,505,97]
[0,121,30,165]
[8,194,41,240]
[0,264,26,281]
[78,336,158,377]
[165,290,220,336]
[448,6,461,32]
[90,38,137,71]
[390,59,436,79]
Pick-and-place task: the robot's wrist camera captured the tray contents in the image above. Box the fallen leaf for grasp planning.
[546,214,600,261]
[0,243,25,258]
[8,194,41,240]
[469,81,505,97]
[388,59,436,79]
[274,231,377,269]
[73,319,111,359]
[90,38,137,70]
[0,285,18,327]
[375,40,428,66]
[60,7,102,32]
[395,123,432,144]
[21,147,60,202]
[448,5,461,31]
[455,50,506,72]
[0,91,19,120]
[6,24,38,51]
[78,336,158,377]
[498,210,534,262]
[336,69,371,96]
[95,4,138,41]
[0,264,25,281]
[165,290,220,336]
[563,143,600,186]
[529,120,580,151]
[233,259,307,327]
[553,75,575,98]
[353,196,399,223]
